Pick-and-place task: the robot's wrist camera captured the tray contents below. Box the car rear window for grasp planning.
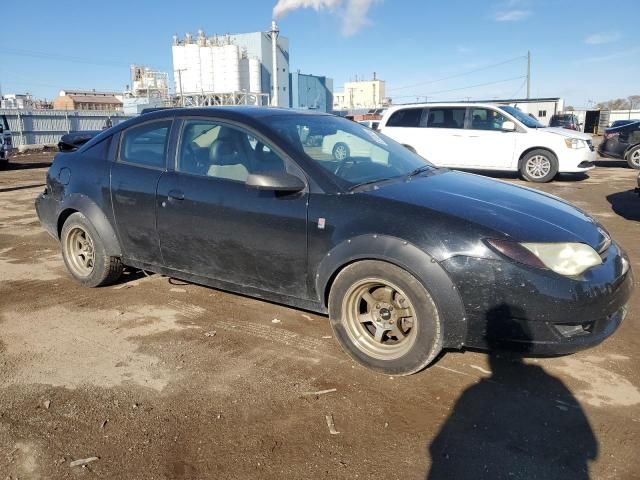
[386,108,424,127]
[120,120,172,169]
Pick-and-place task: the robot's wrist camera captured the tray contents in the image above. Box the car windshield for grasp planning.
[499,105,544,129]
[261,115,434,188]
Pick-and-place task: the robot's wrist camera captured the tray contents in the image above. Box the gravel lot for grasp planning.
[0,152,639,479]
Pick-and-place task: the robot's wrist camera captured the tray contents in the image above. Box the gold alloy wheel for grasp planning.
[64,226,96,277]
[341,278,418,360]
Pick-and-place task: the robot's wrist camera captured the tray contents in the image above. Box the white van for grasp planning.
[378,103,596,182]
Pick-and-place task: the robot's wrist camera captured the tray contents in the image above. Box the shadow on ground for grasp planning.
[458,169,589,183]
[427,305,597,480]
[606,190,640,222]
[1,161,52,171]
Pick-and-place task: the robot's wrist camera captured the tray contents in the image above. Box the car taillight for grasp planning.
[603,132,619,140]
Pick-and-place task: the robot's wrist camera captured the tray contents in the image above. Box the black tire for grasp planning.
[626,146,640,170]
[332,142,350,161]
[519,149,558,183]
[60,212,123,287]
[328,260,443,376]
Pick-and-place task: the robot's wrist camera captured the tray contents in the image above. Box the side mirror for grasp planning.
[246,172,305,193]
[502,121,516,132]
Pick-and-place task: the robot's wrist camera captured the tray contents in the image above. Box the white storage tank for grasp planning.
[249,57,261,93]
[239,58,251,92]
[223,44,241,92]
[199,46,215,93]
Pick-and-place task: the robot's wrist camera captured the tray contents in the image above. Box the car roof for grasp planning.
[383,102,510,113]
[143,106,333,120]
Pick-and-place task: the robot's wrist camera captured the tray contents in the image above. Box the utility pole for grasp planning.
[526,50,531,99]
[175,69,187,107]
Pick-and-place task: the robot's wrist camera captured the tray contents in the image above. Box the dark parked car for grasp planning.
[58,131,102,152]
[35,107,633,375]
[598,120,640,169]
[0,114,12,165]
[610,119,640,128]
[549,113,580,130]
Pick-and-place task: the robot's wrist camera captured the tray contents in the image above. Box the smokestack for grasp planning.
[271,20,279,107]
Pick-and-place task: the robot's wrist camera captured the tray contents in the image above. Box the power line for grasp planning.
[387,55,527,92]
[394,75,526,100]
[0,48,171,71]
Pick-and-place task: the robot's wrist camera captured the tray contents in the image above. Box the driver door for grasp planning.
[156,118,310,298]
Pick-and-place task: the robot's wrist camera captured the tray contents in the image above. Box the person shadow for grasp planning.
[427,305,598,480]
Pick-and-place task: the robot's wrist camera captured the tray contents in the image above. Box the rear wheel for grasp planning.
[626,146,640,169]
[328,260,442,375]
[61,212,122,287]
[520,149,558,183]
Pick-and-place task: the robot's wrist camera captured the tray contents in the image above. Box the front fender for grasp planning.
[315,234,468,349]
[58,194,122,257]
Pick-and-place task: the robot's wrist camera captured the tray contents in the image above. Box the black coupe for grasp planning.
[36,107,633,375]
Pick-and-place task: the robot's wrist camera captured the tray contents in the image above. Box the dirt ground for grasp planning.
[0,151,639,479]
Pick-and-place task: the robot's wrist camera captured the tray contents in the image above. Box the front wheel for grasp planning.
[626,146,640,169]
[61,212,123,287]
[519,149,558,183]
[328,260,443,375]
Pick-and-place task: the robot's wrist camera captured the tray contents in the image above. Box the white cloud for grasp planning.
[494,9,532,21]
[585,32,621,45]
[575,47,640,64]
[272,0,380,36]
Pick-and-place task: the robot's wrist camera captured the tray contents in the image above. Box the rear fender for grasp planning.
[315,234,468,349]
[57,194,122,256]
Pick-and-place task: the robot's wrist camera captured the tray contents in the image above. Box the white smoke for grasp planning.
[272,0,379,36]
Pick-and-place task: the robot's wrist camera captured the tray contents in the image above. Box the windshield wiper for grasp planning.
[348,178,392,191]
[406,165,432,178]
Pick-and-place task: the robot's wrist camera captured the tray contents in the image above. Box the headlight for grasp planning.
[564,138,586,149]
[486,239,602,276]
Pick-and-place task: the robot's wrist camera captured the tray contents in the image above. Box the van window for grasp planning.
[425,108,466,129]
[386,108,424,128]
[469,108,510,131]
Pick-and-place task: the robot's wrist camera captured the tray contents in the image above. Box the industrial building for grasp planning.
[52,90,123,111]
[333,77,387,111]
[122,65,170,114]
[171,23,289,107]
[289,71,333,113]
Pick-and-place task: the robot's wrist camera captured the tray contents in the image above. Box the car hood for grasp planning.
[541,127,592,140]
[366,170,605,251]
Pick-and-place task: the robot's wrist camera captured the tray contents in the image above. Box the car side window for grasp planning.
[178,120,288,182]
[120,120,171,168]
[386,108,424,128]
[425,108,465,129]
[468,108,510,131]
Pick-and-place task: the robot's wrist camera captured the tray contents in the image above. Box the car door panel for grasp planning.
[461,108,516,169]
[156,119,309,299]
[110,120,173,264]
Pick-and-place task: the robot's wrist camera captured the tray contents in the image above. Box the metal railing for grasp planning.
[0,109,134,147]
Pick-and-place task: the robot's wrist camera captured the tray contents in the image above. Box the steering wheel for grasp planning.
[334,156,366,177]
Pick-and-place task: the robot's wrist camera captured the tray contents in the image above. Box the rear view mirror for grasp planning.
[502,121,516,132]
[246,172,305,193]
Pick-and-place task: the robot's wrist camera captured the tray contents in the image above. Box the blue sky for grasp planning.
[1,0,638,107]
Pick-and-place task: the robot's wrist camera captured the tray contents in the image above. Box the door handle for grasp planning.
[167,189,184,201]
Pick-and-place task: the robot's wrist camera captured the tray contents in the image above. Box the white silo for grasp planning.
[212,45,225,93]
[199,45,215,93]
[249,57,262,93]
[223,44,241,92]
[239,57,251,92]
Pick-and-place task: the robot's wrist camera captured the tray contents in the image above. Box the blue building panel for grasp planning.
[289,72,334,113]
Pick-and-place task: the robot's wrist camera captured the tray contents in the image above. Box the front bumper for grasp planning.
[558,147,596,173]
[441,241,633,355]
